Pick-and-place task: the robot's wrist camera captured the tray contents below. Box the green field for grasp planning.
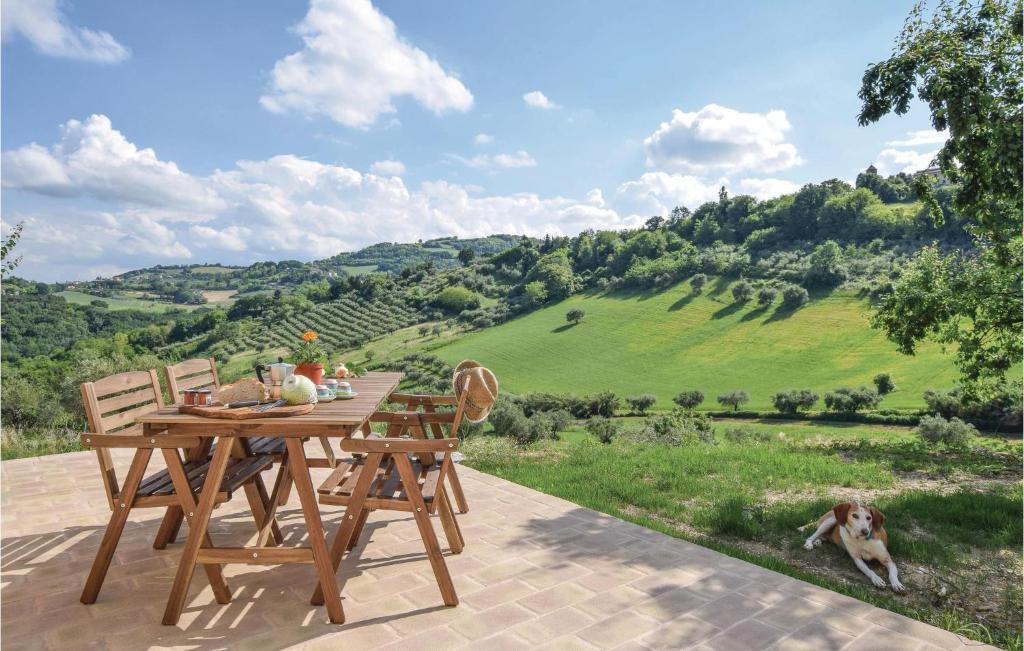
[340,264,378,276]
[434,280,959,410]
[56,290,200,312]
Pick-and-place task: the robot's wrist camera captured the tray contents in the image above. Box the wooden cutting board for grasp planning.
[178,403,315,419]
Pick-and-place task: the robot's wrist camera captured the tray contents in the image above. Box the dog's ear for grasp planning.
[832,503,853,524]
[869,506,885,531]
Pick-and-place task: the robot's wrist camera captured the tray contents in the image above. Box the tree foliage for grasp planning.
[859,0,1023,392]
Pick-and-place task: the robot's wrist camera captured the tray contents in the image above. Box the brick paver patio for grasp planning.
[1,447,993,650]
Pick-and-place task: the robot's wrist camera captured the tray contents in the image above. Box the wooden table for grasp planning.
[138,372,403,626]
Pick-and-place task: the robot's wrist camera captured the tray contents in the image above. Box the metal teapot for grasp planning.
[255,358,295,400]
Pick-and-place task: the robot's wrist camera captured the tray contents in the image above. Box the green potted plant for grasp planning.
[293,330,327,385]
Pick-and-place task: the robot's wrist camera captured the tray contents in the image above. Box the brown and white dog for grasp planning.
[803,502,905,592]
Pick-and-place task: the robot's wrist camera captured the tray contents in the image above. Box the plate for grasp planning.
[334,391,359,400]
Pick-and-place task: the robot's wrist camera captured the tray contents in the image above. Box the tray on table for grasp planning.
[178,402,315,419]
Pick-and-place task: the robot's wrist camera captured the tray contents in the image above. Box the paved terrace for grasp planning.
[1,447,993,650]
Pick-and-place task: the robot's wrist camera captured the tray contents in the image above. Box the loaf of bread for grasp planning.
[216,377,267,404]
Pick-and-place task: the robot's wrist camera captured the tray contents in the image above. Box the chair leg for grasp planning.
[436,487,464,554]
[446,465,470,514]
[347,508,370,551]
[394,455,458,606]
[256,450,290,547]
[81,448,153,604]
[153,507,184,549]
[153,438,211,549]
[277,470,294,505]
[253,473,284,545]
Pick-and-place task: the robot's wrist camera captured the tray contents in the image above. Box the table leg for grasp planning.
[286,437,345,624]
[160,447,232,604]
[162,438,234,625]
[311,452,382,606]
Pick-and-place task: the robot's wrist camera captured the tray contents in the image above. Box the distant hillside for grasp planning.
[432,278,959,411]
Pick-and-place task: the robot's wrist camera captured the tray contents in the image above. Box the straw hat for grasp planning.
[454,365,499,423]
[452,359,482,385]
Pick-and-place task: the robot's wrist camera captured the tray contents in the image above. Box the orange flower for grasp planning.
[302,331,318,342]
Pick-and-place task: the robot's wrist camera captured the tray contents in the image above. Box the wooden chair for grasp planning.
[78,370,277,604]
[312,371,494,608]
[384,363,497,514]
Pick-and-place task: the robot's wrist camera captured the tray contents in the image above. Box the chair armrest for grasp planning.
[388,392,458,406]
[340,437,459,453]
[81,433,203,449]
[368,411,456,425]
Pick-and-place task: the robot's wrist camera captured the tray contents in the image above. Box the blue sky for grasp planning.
[2,0,943,281]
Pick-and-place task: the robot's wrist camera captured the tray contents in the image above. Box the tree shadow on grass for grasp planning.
[668,293,697,312]
[551,323,578,333]
[763,302,802,324]
[711,302,744,320]
[708,276,731,298]
[740,304,771,322]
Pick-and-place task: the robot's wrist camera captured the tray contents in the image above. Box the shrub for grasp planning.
[629,409,715,446]
[722,427,774,444]
[690,273,707,294]
[731,281,754,303]
[586,417,620,444]
[432,286,481,313]
[923,388,961,418]
[673,390,705,409]
[757,287,776,306]
[873,373,896,395]
[566,308,585,324]
[771,389,819,414]
[717,390,750,411]
[916,415,976,449]
[549,409,573,432]
[626,394,657,415]
[824,386,881,413]
[528,413,560,442]
[781,284,809,307]
[489,399,533,444]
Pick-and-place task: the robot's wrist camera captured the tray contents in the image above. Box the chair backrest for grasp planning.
[164,357,219,404]
[80,370,165,506]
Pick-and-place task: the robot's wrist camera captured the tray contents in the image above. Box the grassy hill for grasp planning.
[433,279,959,410]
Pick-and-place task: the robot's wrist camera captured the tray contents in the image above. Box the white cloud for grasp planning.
[260,0,473,128]
[644,104,802,174]
[473,133,494,145]
[452,150,537,169]
[1,0,129,62]
[523,90,560,110]
[614,172,722,218]
[1,114,224,212]
[885,129,949,148]
[369,159,405,176]
[873,147,938,176]
[737,177,801,200]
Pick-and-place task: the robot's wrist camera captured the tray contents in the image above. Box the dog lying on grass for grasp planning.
[803,502,906,593]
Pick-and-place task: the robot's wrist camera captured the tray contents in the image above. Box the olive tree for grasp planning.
[717,390,750,411]
[626,394,657,416]
[731,281,754,303]
[673,390,704,409]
